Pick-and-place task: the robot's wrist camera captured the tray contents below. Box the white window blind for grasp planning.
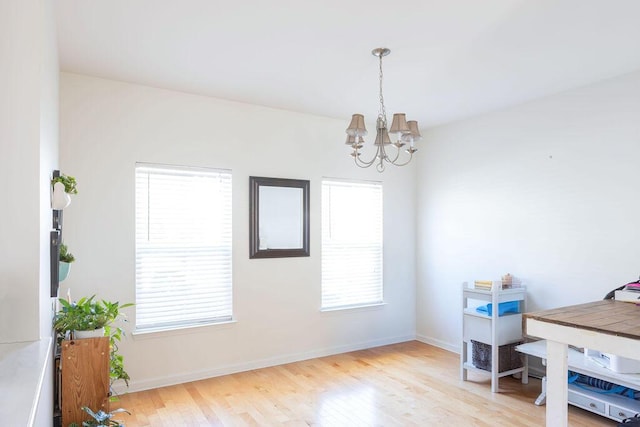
[135,163,232,330]
[321,179,383,309]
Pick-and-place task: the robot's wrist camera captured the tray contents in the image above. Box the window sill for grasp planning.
[132,319,237,340]
[320,302,387,314]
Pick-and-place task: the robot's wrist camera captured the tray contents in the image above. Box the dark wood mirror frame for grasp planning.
[249,176,310,259]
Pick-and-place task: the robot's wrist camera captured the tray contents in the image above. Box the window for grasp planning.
[135,163,232,331]
[321,179,383,309]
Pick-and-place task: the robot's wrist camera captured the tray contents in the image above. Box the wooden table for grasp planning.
[525,300,640,426]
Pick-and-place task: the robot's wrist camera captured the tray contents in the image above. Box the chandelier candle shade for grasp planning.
[346,48,421,172]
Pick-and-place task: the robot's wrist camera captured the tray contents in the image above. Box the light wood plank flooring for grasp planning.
[115,341,614,426]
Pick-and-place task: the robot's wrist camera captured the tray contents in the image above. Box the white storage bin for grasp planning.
[463,310,523,346]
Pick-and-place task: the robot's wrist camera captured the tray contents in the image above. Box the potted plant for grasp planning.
[59,242,75,282]
[106,322,131,387]
[68,406,130,427]
[52,173,78,209]
[54,296,116,338]
[54,296,134,386]
[53,173,78,194]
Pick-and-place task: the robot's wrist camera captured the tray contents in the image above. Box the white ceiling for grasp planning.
[55,0,640,128]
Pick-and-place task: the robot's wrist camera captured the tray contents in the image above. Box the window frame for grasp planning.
[134,162,233,332]
[321,178,384,311]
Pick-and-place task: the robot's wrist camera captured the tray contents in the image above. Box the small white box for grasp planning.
[602,353,640,374]
[584,348,600,359]
[585,348,640,373]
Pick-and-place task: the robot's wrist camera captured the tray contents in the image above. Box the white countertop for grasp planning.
[0,338,52,426]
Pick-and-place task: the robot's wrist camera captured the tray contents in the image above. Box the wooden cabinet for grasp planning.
[60,337,110,426]
[460,281,527,392]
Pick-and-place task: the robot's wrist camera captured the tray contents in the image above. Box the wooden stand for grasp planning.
[61,337,110,426]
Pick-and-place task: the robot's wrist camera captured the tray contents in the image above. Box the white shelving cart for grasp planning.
[461,281,527,392]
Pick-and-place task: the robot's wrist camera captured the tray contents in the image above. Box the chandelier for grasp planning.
[345,48,421,172]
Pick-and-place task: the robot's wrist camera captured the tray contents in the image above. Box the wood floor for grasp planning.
[115,341,614,426]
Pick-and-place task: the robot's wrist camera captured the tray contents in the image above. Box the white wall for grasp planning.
[0,0,58,424]
[0,0,42,343]
[0,0,58,342]
[59,73,417,392]
[416,71,640,352]
[39,0,60,339]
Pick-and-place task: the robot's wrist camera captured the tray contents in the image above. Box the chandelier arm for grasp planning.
[353,147,382,168]
[355,158,375,169]
[384,145,401,164]
[387,150,414,167]
[382,144,414,167]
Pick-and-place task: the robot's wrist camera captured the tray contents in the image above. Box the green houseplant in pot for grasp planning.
[54,296,134,387]
[59,243,75,282]
[52,173,78,194]
[68,406,130,427]
[51,173,78,210]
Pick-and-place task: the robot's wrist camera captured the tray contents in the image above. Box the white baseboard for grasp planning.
[113,334,416,394]
[415,334,459,354]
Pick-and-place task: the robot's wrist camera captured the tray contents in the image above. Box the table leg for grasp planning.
[461,341,468,381]
[546,339,568,426]
[535,376,547,406]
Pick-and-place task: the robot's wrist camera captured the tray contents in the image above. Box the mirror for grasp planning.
[250,176,310,258]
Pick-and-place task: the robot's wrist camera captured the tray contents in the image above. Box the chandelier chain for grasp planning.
[378,53,386,125]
